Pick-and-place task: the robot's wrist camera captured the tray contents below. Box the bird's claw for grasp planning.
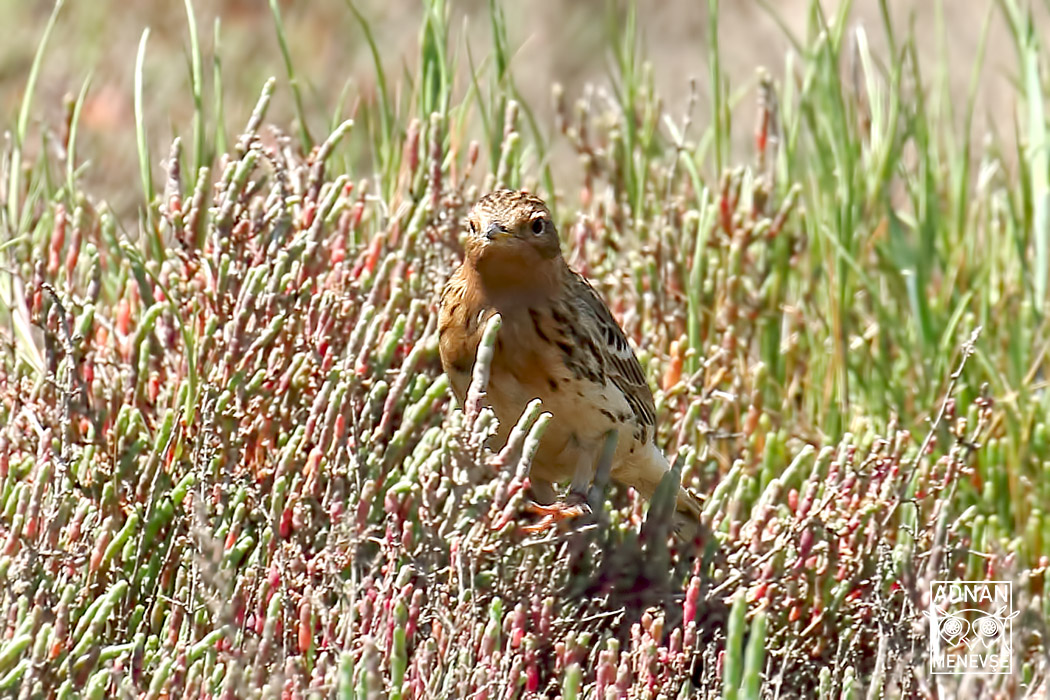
[521,494,591,533]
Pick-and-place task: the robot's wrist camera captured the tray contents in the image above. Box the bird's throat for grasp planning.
[468,250,566,308]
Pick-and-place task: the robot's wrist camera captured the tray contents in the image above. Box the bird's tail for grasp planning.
[621,442,704,541]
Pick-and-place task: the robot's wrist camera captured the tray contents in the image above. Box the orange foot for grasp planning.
[520,494,591,533]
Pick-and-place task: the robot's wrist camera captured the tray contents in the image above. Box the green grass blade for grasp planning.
[212,18,228,158]
[6,0,64,235]
[1025,32,1049,316]
[134,27,161,259]
[344,0,395,193]
[65,73,93,201]
[268,0,313,151]
[183,0,205,176]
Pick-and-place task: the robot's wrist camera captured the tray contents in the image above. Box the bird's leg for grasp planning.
[526,477,557,506]
[566,443,595,503]
[523,434,615,532]
[586,429,618,509]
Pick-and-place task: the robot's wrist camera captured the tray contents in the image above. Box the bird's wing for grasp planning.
[437,272,475,405]
[568,272,658,432]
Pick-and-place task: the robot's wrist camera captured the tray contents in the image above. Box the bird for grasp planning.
[438,189,702,536]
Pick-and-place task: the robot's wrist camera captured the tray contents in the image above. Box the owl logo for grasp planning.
[929,606,1017,650]
[926,589,1018,676]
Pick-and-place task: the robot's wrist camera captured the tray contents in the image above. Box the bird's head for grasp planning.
[464,189,562,265]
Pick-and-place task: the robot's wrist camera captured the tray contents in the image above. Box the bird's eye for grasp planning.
[531,218,545,235]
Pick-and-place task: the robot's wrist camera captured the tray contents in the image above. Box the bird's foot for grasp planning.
[521,492,591,533]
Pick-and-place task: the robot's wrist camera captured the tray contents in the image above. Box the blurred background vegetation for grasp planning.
[2,0,1046,219]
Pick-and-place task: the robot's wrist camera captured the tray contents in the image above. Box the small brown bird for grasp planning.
[439,190,701,534]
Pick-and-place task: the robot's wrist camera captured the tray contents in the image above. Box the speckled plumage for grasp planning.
[439,190,701,530]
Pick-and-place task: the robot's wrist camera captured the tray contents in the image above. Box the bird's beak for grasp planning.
[484,222,509,241]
